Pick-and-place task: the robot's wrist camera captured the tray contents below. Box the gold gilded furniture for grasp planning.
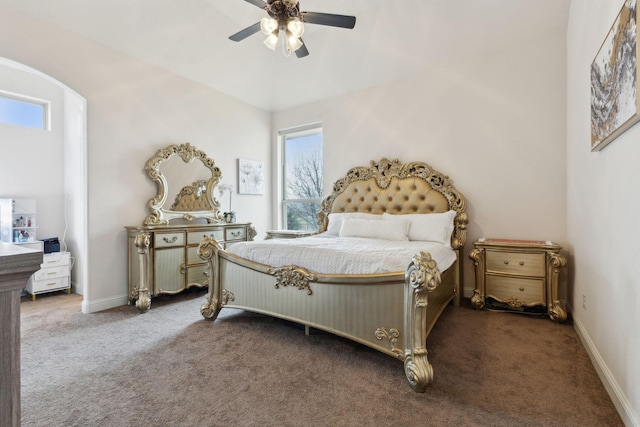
[198,158,468,392]
[126,143,256,312]
[126,222,255,311]
[469,238,567,322]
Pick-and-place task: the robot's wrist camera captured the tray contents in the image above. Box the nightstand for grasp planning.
[25,251,72,300]
[469,238,567,322]
[265,230,316,239]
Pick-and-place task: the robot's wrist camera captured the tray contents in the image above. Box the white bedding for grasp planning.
[226,234,457,275]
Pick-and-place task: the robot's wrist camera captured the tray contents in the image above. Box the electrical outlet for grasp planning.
[582,294,586,310]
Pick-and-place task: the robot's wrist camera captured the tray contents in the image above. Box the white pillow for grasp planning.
[383,210,456,245]
[339,218,409,241]
[325,212,383,236]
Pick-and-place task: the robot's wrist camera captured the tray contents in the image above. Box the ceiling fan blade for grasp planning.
[301,12,356,29]
[295,40,309,58]
[243,0,267,9]
[229,22,262,42]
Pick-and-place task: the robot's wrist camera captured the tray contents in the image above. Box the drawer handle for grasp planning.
[504,260,509,265]
[47,272,56,275]
[519,261,524,266]
[230,231,241,237]
[519,287,525,292]
[47,282,57,286]
[163,236,178,244]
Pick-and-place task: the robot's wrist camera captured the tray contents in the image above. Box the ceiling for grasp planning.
[3,0,571,112]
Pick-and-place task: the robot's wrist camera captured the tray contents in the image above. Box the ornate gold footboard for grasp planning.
[199,237,459,392]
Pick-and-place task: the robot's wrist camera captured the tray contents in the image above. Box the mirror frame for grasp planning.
[143,143,223,225]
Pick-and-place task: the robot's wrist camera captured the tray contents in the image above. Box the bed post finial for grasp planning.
[403,251,439,392]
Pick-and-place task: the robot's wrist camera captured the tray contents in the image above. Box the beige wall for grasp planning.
[567,1,640,425]
[0,6,272,311]
[273,32,568,297]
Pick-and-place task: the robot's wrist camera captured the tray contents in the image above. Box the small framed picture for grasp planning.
[238,158,264,195]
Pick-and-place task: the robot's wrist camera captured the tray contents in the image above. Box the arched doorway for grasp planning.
[0,57,88,312]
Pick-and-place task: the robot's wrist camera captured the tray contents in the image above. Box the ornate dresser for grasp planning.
[126,143,255,312]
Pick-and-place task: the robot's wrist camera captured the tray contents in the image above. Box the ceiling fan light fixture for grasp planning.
[260,17,278,35]
[287,18,304,38]
[263,32,279,50]
[282,0,299,7]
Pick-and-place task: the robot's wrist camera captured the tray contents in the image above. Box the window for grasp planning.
[280,124,323,231]
[0,91,49,130]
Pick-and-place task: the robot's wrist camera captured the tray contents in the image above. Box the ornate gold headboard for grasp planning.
[318,158,468,249]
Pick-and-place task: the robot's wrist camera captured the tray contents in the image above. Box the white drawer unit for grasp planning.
[26,251,72,300]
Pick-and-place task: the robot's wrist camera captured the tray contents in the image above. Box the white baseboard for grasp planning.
[572,312,638,427]
[81,293,128,314]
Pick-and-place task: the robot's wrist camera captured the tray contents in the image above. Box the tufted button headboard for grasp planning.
[318,158,468,249]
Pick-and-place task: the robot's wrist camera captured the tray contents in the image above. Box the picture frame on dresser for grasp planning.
[591,0,640,151]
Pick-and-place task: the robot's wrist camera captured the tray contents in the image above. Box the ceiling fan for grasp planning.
[229,0,356,58]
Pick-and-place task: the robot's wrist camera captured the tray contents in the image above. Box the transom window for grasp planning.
[0,91,49,130]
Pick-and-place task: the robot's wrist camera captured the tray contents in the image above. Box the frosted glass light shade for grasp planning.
[287,18,304,38]
[264,33,278,50]
[288,35,303,51]
[260,17,278,35]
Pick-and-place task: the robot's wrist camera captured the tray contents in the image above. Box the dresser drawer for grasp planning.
[486,275,545,305]
[225,227,246,241]
[41,251,70,268]
[27,276,70,293]
[154,231,185,248]
[187,229,224,245]
[32,265,70,281]
[486,250,545,277]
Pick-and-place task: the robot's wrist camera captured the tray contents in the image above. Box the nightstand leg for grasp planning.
[469,248,486,309]
[471,289,485,309]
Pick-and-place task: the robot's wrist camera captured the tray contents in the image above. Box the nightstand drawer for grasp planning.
[486,250,545,277]
[486,275,545,305]
[155,232,185,248]
[187,229,224,245]
[32,265,70,281]
[27,276,70,293]
[41,251,70,268]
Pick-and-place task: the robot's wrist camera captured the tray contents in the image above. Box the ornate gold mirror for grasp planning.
[143,143,223,225]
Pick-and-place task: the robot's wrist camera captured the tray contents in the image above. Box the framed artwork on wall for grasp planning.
[591,0,640,151]
[238,158,264,195]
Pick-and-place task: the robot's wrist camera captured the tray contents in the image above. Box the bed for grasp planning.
[198,158,468,392]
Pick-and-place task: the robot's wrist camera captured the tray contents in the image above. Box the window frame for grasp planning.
[0,90,51,130]
[277,123,323,231]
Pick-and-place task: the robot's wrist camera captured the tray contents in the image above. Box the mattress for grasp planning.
[226,234,456,275]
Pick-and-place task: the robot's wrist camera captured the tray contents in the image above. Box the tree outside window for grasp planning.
[283,129,323,231]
